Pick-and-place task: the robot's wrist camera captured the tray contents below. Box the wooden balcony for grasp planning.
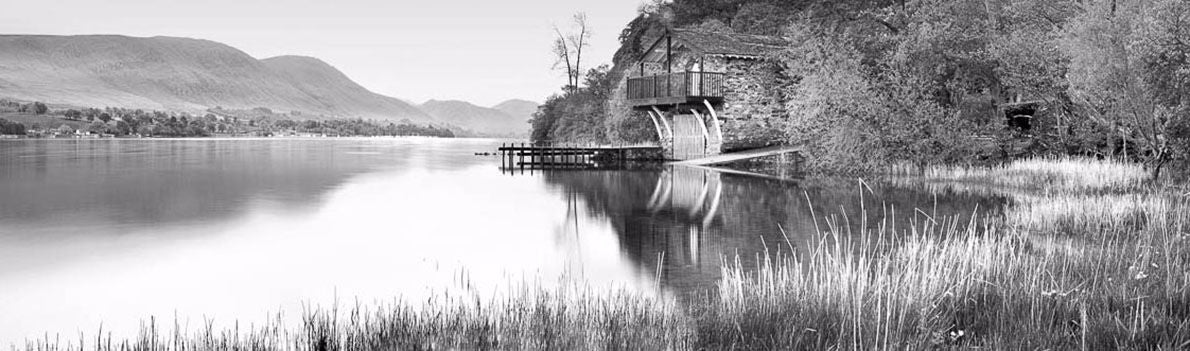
[627,72,725,108]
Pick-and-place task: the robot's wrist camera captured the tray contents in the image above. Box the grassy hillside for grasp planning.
[0,112,89,131]
[0,35,429,122]
[260,56,427,121]
[492,99,539,126]
[420,100,528,137]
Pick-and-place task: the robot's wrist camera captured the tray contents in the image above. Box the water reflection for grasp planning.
[0,138,1008,344]
[543,166,1009,297]
[0,138,652,343]
[0,138,486,235]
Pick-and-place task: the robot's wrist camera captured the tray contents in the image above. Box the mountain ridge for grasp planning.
[492,99,539,127]
[420,99,531,137]
[259,55,429,120]
[0,35,464,126]
[0,34,542,136]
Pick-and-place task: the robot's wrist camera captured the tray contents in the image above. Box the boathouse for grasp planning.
[625,29,789,160]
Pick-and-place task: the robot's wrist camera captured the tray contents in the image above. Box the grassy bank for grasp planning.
[16,157,1190,350]
[17,285,691,351]
[701,157,1189,349]
[704,193,1189,349]
[888,156,1153,192]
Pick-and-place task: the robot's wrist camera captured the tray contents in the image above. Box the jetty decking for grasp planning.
[498,143,662,172]
[626,72,726,108]
[670,145,803,166]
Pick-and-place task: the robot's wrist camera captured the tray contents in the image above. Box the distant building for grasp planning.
[621,29,789,160]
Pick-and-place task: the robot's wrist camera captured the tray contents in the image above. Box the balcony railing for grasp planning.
[627,72,725,106]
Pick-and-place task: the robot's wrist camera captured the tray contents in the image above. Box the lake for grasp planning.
[0,138,1006,344]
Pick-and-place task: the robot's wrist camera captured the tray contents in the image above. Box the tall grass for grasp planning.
[1005,192,1173,235]
[699,158,1188,349]
[703,193,1190,349]
[889,156,1151,192]
[300,285,691,350]
[15,284,692,351]
[15,159,1188,350]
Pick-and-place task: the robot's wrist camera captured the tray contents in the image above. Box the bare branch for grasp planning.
[552,25,575,90]
[552,12,591,93]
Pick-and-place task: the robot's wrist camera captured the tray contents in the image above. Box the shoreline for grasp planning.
[9,156,1189,350]
[0,135,506,141]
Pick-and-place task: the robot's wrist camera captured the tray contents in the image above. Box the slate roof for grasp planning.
[668,29,788,58]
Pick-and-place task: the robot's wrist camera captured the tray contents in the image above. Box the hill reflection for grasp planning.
[0,138,475,235]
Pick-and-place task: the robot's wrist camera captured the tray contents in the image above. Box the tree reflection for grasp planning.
[542,167,1010,298]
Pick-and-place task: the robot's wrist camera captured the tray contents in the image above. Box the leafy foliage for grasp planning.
[15,101,49,114]
[0,118,27,135]
[530,65,615,143]
[779,24,986,173]
[1061,0,1190,177]
[13,104,454,138]
[533,0,1190,176]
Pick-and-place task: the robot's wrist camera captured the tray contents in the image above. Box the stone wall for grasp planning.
[612,51,790,153]
[606,71,664,144]
[715,58,789,152]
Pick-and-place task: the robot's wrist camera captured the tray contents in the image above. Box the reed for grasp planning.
[15,283,693,351]
[889,156,1151,192]
[1005,192,1174,236]
[14,160,1188,350]
[697,166,1189,349]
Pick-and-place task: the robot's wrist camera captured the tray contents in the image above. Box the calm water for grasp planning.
[0,138,1006,343]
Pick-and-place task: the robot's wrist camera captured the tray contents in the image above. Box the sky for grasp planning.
[0,0,647,107]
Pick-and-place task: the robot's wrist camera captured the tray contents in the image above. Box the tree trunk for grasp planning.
[1149,152,1168,182]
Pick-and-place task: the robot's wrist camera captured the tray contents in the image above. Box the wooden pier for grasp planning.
[498,142,662,173]
[670,144,803,166]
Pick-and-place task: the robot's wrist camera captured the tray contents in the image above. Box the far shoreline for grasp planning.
[0,135,521,141]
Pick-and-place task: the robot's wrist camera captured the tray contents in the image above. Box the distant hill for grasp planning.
[492,99,539,126]
[0,35,432,122]
[420,100,529,137]
[260,55,429,120]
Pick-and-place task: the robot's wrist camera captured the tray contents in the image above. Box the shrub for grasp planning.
[0,118,28,135]
[779,25,984,173]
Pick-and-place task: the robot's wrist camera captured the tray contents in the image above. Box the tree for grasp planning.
[1062,0,1190,178]
[87,121,109,135]
[666,0,745,28]
[530,65,614,143]
[0,118,27,135]
[553,12,591,93]
[32,102,48,115]
[98,113,112,123]
[114,121,132,135]
[730,2,796,34]
[152,124,173,137]
[772,17,998,173]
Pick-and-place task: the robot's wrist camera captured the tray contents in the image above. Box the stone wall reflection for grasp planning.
[543,167,1009,298]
